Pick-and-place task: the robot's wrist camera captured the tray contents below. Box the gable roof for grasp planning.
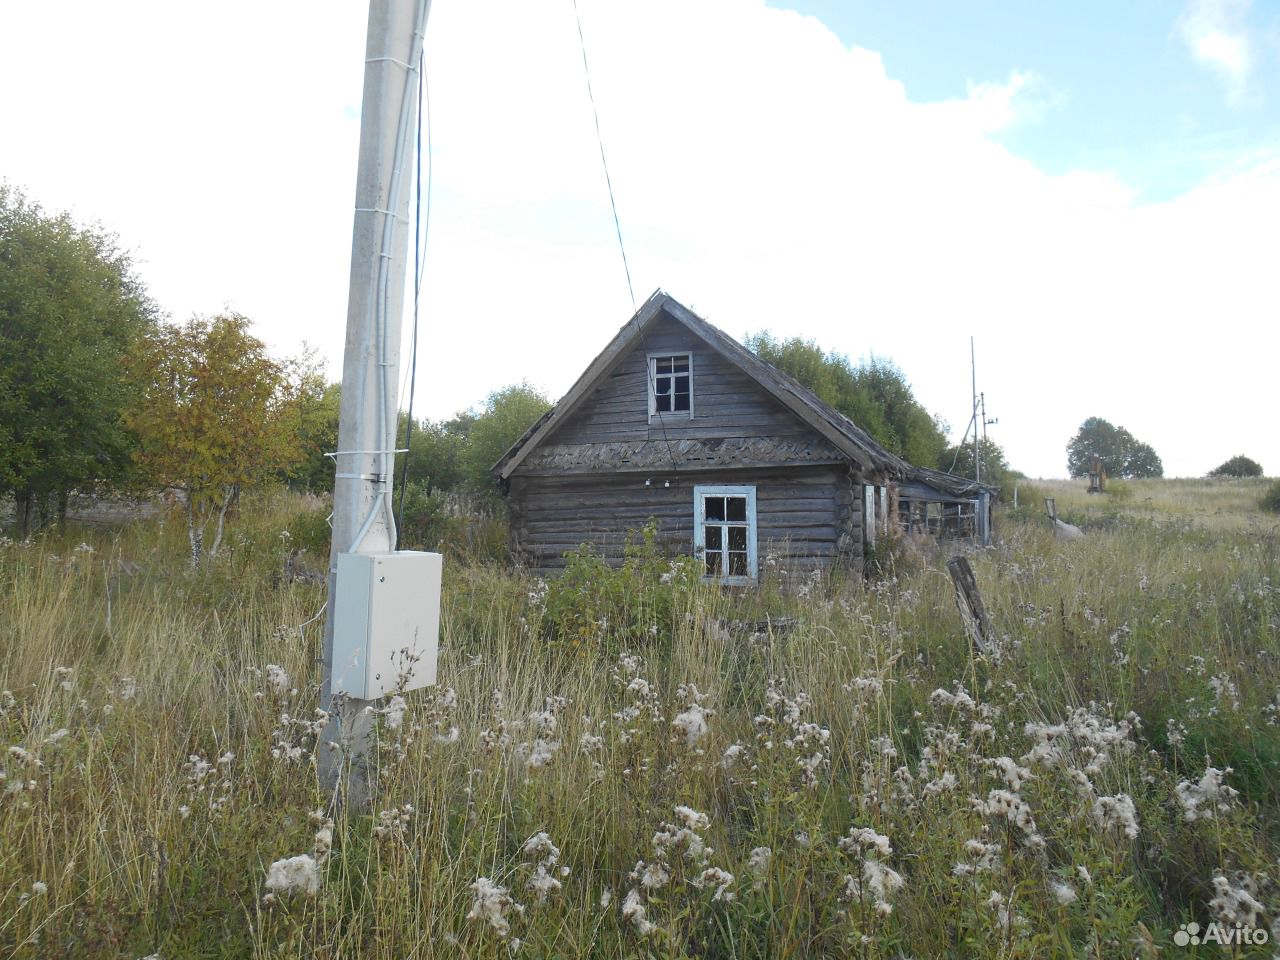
[493,290,906,481]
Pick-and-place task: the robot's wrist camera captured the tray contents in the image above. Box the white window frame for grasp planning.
[693,484,757,585]
[647,352,694,420]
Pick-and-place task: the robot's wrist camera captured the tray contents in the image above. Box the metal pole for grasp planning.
[979,391,987,482]
[971,337,979,484]
[319,0,432,806]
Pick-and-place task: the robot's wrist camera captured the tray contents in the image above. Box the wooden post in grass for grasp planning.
[947,556,993,656]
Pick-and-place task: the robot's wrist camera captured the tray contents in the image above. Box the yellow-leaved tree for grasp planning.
[128,313,319,566]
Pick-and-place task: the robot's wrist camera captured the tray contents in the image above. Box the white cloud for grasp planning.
[1178,0,1256,104]
[1,0,1278,477]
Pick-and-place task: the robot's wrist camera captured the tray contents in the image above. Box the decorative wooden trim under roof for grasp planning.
[492,290,907,481]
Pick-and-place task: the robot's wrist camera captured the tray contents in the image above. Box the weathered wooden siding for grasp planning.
[507,466,864,577]
[544,314,820,448]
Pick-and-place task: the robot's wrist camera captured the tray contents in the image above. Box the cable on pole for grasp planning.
[398,49,431,533]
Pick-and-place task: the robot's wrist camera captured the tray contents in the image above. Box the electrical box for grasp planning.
[331,551,441,700]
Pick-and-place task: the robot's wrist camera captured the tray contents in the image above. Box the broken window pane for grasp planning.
[726,496,746,522]
[705,497,725,521]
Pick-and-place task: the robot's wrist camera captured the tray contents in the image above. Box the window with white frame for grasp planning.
[649,353,692,417]
[693,485,757,583]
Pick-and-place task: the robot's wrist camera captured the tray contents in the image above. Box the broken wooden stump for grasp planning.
[946,555,993,656]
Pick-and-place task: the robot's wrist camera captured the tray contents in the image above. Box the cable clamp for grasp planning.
[325,449,410,458]
[365,56,418,73]
[354,207,410,224]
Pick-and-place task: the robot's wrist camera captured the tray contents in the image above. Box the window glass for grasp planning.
[696,486,755,583]
[651,354,691,415]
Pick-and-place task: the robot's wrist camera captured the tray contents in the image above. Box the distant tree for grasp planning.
[1066,417,1163,479]
[289,381,342,492]
[1123,441,1163,479]
[463,382,553,493]
[400,413,472,493]
[746,333,948,468]
[127,313,318,566]
[944,436,1014,491]
[1209,455,1263,478]
[0,184,157,534]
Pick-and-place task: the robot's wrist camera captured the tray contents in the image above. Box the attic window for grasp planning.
[649,353,692,417]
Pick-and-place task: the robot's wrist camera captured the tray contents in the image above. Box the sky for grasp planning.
[3,0,1279,479]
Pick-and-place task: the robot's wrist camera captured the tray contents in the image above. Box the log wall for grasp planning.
[507,466,864,577]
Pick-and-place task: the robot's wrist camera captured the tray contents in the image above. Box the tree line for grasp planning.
[6,184,1036,559]
[0,184,560,558]
[745,332,1016,489]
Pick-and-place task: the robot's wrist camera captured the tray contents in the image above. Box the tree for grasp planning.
[289,381,342,492]
[745,333,948,468]
[944,436,1014,491]
[1066,417,1163,479]
[463,383,553,493]
[1209,455,1263,478]
[0,184,157,534]
[399,413,472,493]
[127,313,317,565]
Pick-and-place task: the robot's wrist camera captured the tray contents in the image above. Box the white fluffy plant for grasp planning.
[838,825,906,920]
[620,805,736,940]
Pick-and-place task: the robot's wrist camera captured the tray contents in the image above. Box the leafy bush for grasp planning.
[1210,455,1263,478]
[1105,477,1133,501]
[285,499,333,557]
[1262,479,1280,513]
[397,481,507,563]
[536,522,702,652]
[285,483,508,563]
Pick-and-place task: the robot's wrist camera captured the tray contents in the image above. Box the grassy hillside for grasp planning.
[1,484,1277,958]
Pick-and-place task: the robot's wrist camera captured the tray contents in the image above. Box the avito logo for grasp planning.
[1174,921,1269,947]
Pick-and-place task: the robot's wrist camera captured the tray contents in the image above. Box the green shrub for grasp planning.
[397,481,507,563]
[1210,454,1263,478]
[1105,477,1133,501]
[283,483,509,563]
[284,500,333,557]
[537,522,701,653]
[1262,479,1280,513]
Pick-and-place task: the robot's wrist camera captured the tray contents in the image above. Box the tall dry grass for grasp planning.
[1,487,1277,958]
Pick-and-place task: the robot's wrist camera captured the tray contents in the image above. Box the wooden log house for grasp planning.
[492,291,916,582]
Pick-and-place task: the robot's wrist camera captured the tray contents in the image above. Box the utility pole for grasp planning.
[971,337,980,484]
[319,0,433,806]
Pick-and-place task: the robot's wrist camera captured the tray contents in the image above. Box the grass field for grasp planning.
[1,481,1278,958]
